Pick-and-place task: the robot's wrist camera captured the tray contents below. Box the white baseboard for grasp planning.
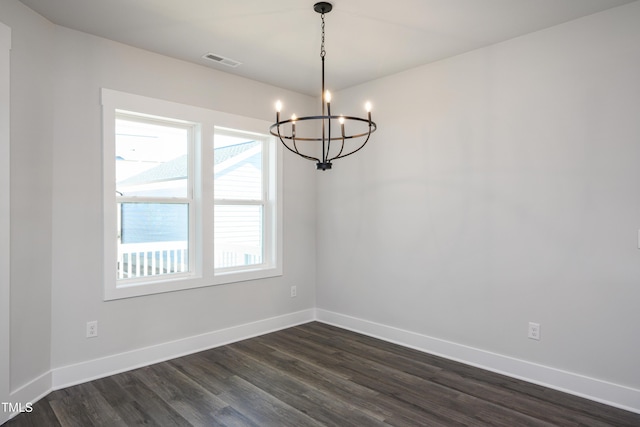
[315,308,640,415]
[5,370,52,422]
[52,308,315,390]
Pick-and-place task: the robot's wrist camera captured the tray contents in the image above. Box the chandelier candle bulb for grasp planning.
[269,2,377,170]
[275,100,282,123]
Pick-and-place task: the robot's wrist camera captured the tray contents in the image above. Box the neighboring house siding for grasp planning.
[214,152,262,200]
[214,148,263,254]
[121,203,188,244]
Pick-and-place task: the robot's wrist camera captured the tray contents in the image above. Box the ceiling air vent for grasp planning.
[202,53,242,68]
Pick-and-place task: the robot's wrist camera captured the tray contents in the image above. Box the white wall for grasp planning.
[49,27,317,370]
[0,0,54,395]
[1,0,317,399]
[318,0,640,398]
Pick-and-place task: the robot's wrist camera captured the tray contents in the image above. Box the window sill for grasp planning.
[104,266,283,301]
[214,265,283,286]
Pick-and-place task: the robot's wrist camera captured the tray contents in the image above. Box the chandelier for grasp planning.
[270,2,377,170]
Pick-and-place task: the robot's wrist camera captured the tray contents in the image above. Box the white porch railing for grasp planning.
[118,241,263,279]
[214,243,262,269]
[118,241,188,279]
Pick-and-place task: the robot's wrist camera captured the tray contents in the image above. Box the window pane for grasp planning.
[214,131,262,200]
[116,117,189,198]
[214,205,263,268]
[117,202,189,279]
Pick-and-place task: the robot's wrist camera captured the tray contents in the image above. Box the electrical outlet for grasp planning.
[290,286,297,298]
[528,322,540,340]
[86,321,98,338]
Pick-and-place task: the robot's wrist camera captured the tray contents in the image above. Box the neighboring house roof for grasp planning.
[214,140,260,165]
[117,140,260,186]
[118,155,187,186]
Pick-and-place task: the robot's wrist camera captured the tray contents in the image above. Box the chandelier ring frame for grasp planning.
[269,115,377,142]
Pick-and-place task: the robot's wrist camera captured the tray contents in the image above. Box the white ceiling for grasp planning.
[18,0,635,96]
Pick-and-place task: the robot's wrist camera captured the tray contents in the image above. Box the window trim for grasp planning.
[102,89,282,300]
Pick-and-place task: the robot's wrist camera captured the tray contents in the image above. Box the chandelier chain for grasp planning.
[320,13,326,59]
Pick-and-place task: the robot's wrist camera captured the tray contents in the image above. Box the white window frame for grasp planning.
[115,112,198,284]
[213,127,279,284]
[102,89,282,300]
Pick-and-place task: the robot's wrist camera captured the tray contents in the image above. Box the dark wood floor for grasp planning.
[5,322,640,426]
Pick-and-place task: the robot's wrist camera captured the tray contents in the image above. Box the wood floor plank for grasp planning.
[6,399,61,427]
[433,369,614,427]
[216,374,324,427]
[295,323,616,426]
[92,375,174,427]
[46,382,125,427]
[5,321,640,426]
[109,370,193,427]
[232,337,454,427]
[131,362,230,426]
[252,327,531,426]
[219,344,390,427]
[171,350,323,427]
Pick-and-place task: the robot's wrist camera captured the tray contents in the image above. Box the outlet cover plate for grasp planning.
[528,322,540,340]
[86,320,98,338]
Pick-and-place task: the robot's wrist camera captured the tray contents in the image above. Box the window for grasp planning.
[115,115,195,281]
[102,89,282,300]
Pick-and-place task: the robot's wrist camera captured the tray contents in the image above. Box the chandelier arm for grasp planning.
[328,122,375,161]
[333,118,345,158]
[329,133,370,161]
[280,135,320,162]
[292,135,300,154]
[321,113,326,163]
[275,123,320,162]
[333,136,345,159]
[291,121,300,154]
